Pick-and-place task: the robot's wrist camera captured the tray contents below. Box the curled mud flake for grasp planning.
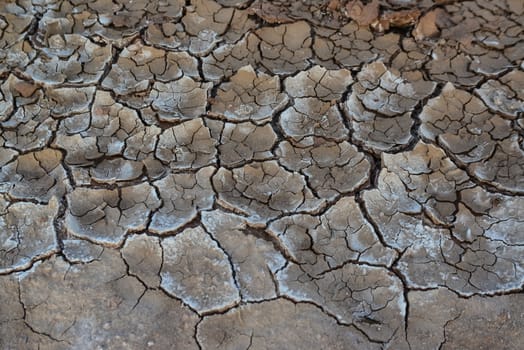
[102,41,199,95]
[475,70,524,118]
[62,239,104,264]
[0,13,34,74]
[256,21,313,74]
[221,7,257,44]
[0,76,92,152]
[201,210,286,301]
[143,22,182,51]
[277,140,371,200]
[122,234,162,288]
[426,49,483,87]
[52,133,101,168]
[213,160,325,224]
[110,0,186,26]
[247,1,294,24]
[0,145,18,169]
[150,77,212,122]
[197,299,380,350]
[150,166,215,234]
[247,0,353,28]
[389,36,432,72]
[208,119,277,167]
[0,100,56,152]
[216,0,252,7]
[312,23,400,69]
[196,21,313,79]
[210,65,289,123]
[420,83,524,193]
[178,0,234,55]
[1,81,95,152]
[363,142,524,295]
[89,158,144,184]
[0,77,16,120]
[0,10,31,39]
[123,125,162,162]
[65,184,160,246]
[269,196,397,275]
[362,142,471,248]
[344,61,436,153]
[455,187,524,246]
[422,1,522,86]
[202,34,261,82]
[345,0,380,26]
[277,262,406,344]
[0,195,59,274]
[279,98,349,146]
[396,234,524,296]
[160,226,240,314]
[1,0,522,345]
[145,0,254,56]
[0,72,38,107]
[284,65,353,101]
[470,51,513,77]
[0,149,69,203]
[32,0,186,48]
[155,118,217,170]
[45,86,96,117]
[54,91,159,166]
[381,142,473,226]
[26,34,112,85]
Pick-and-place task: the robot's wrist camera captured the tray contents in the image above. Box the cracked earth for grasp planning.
[0,0,523,349]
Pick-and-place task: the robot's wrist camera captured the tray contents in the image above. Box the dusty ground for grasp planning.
[0,0,523,349]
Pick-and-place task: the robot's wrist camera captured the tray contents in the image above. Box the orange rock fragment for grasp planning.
[345,0,380,26]
[372,8,421,32]
[413,8,450,40]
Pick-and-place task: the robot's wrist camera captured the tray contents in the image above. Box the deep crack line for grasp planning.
[0,0,523,349]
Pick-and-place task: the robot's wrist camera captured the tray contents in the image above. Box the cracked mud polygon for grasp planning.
[0,0,523,349]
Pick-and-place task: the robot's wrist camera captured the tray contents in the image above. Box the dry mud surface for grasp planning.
[0,0,523,349]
